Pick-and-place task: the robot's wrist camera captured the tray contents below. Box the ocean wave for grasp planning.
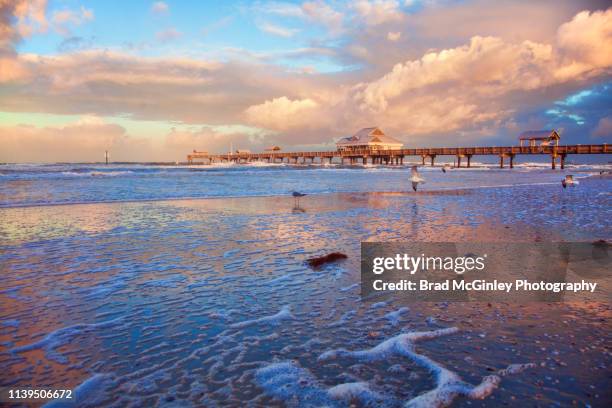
[60,170,134,177]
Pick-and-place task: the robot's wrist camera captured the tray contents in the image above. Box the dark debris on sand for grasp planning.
[306,252,348,269]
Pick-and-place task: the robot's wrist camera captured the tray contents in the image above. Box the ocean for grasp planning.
[0,161,609,207]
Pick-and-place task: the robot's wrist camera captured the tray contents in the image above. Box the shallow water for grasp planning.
[0,161,608,207]
[0,166,611,407]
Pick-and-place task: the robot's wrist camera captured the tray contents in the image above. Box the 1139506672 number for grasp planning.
[6,388,73,400]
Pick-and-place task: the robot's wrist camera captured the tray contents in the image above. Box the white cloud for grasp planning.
[354,0,405,26]
[245,96,320,130]
[258,22,299,38]
[151,1,169,15]
[555,8,612,80]
[0,117,135,162]
[302,1,344,34]
[354,35,556,112]
[52,6,94,36]
[254,2,305,18]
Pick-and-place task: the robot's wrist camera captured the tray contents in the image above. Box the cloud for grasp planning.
[164,126,264,158]
[0,116,139,162]
[0,49,333,128]
[592,116,612,138]
[555,8,612,80]
[151,1,169,15]
[7,0,48,39]
[353,0,405,26]
[1,0,47,82]
[387,31,401,41]
[52,6,94,36]
[354,36,555,113]
[244,96,320,131]
[156,28,182,42]
[57,35,94,52]
[257,22,299,38]
[0,114,268,162]
[1,0,48,53]
[302,1,344,34]
[254,1,305,18]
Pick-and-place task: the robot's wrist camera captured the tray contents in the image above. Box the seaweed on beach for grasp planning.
[306,252,348,269]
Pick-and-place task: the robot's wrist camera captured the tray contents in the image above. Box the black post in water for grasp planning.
[105,150,109,165]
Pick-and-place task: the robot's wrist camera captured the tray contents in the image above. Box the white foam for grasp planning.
[327,381,386,404]
[43,373,116,407]
[326,310,356,328]
[497,362,536,376]
[265,272,299,284]
[254,361,334,406]
[340,283,359,292]
[11,317,124,364]
[255,361,390,407]
[369,301,388,310]
[385,307,409,326]
[61,170,133,177]
[229,305,294,329]
[318,327,534,408]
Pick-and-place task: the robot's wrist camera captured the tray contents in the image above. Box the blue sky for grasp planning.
[1,0,611,161]
[19,1,351,72]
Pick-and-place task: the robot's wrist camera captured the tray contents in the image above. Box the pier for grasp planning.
[187,144,610,169]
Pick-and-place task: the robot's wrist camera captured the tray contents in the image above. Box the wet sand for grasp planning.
[0,178,610,407]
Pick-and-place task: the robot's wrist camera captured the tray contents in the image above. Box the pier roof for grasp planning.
[519,130,560,140]
[336,127,403,148]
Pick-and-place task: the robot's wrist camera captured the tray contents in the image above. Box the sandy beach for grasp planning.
[1,169,610,407]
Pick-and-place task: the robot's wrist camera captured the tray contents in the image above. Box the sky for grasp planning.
[0,0,611,162]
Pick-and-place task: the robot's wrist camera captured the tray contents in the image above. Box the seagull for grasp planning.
[561,175,578,188]
[442,164,451,173]
[410,166,425,191]
[292,191,306,205]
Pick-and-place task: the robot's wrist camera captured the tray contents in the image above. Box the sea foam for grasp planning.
[318,327,534,408]
[11,317,125,364]
[229,305,294,329]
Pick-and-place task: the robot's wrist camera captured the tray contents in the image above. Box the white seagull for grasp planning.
[410,166,426,191]
[561,175,578,188]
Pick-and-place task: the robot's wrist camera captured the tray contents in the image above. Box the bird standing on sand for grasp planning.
[561,175,578,189]
[292,191,306,205]
[410,166,425,191]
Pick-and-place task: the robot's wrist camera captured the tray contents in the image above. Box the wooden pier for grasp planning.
[187,144,610,169]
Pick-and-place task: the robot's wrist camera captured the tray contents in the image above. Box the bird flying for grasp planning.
[410,166,425,191]
[561,175,578,188]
